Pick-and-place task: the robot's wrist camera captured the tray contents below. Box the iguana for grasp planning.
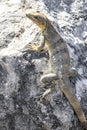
[25,10,87,129]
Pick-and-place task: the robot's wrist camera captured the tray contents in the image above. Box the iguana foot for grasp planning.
[42,88,51,98]
[41,88,52,99]
[35,88,52,100]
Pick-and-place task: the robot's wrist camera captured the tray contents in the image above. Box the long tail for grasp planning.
[59,79,87,129]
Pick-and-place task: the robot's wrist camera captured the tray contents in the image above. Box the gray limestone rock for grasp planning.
[0,0,87,130]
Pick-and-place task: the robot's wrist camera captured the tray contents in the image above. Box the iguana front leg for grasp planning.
[21,32,45,51]
[35,34,45,51]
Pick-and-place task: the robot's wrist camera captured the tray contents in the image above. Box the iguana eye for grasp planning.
[35,16,43,22]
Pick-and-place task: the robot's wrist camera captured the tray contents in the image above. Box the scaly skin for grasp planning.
[26,10,87,129]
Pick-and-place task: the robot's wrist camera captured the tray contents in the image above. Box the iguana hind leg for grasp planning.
[40,73,59,84]
[40,68,77,84]
[40,70,77,99]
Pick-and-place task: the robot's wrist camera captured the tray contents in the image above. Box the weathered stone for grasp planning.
[0,0,87,130]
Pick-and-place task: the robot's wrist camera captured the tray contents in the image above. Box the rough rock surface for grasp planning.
[0,0,87,130]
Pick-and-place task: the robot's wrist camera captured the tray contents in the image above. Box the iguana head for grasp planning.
[26,10,47,31]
